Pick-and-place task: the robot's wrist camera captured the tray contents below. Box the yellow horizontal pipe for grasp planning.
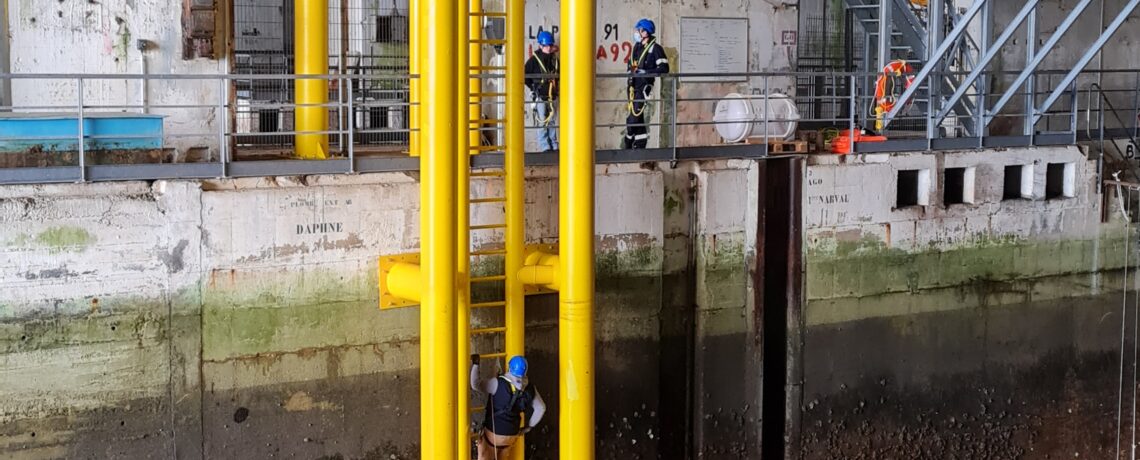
[386,262,422,303]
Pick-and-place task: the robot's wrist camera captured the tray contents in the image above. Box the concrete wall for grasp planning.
[796,145,1132,458]
[4,0,797,154]
[518,0,798,150]
[7,0,226,155]
[0,159,763,458]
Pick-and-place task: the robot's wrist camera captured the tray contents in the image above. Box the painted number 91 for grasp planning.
[603,23,620,40]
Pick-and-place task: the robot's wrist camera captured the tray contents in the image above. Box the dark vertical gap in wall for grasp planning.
[659,172,699,459]
[759,157,804,459]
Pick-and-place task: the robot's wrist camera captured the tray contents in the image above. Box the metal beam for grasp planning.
[926,0,944,141]
[934,0,1039,127]
[1032,0,1140,126]
[985,0,1094,127]
[975,0,991,138]
[882,0,985,127]
[878,0,892,72]
[1023,8,1036,136]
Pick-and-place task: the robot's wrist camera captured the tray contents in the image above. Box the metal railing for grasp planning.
[0,69,1135,185]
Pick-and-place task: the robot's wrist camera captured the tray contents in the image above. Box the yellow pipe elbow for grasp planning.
[519,251,560,291]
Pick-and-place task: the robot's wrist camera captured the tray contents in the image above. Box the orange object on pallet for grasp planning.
[830,129,887,154]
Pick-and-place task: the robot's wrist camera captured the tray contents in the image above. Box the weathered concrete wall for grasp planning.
[518,0,798,150]
[797,145,1133,458]
[7,0,225,155]
[7,0,797,154]
[0,159,762,458]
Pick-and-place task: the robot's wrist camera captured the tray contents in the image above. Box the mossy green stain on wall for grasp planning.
[807,229,1135,301]
[7,226,96,252]
[596,245,662,278]
[663,190,683,216]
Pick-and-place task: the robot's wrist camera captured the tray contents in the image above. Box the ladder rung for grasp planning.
[472,275,507,283]
[471,39,508,45]
[481,352,506,359]
[472,301,506,308]
[472,249,506,256]
[470,11,507,17]
[473,119,505,125]
[470,406,484,413]
[471,326,507,335]
[471,223,507,230]
[472,92,506,98]
[472,66,507,71]
[472,145,505,152]
[471,170,505,177]
[471,197,507,204]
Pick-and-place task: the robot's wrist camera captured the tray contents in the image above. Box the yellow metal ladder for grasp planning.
[458,0,526,458]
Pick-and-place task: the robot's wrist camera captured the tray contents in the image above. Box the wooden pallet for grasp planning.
[744,137,809,154]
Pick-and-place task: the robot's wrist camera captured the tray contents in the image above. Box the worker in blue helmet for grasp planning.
[624,18,670,149]
[525,30,560,152]
[470,353,546,459]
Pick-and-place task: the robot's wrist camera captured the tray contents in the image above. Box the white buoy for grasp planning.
[713,92,800,143]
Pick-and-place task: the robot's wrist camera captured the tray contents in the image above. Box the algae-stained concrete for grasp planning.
[798,146,1132,458]
[0,160,762,458]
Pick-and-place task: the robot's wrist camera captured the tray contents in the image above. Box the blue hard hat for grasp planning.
[635,18,656,35]
[537,31,555,46]
[508,355,528,377]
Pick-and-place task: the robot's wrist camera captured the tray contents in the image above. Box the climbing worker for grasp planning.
[525,30,559,152]
[470,353,546,460]
[623,18,670,149]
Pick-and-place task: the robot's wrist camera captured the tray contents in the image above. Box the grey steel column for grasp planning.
[878,0,893,73]
[1023,8,1036,136]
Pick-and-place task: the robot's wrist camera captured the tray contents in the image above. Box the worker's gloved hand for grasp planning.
[470,354,480,366]
[635,69,647,75]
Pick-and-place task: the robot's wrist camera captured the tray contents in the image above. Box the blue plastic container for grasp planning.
[0,112,165,153]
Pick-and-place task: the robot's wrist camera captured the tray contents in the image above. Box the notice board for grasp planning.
[679,17,749,82]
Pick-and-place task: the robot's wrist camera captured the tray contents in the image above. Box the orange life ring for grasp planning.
[872,60,916,131]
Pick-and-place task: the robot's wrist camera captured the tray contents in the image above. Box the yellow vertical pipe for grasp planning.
[560,0,596,456]
[294,0,329,159]
[455,0,471,456]
[505,0,526,455]
[421,0,458,456]
[408,0,419,156]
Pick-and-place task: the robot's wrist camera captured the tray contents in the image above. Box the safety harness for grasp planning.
[483,376,529,457]
[533,56,557,125]
[627,39,658,117]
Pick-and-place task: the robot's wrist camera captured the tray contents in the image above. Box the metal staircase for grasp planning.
[844,0,976,135]
[844,0,1140,140]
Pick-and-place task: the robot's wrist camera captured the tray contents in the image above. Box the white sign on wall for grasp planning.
[679,17,749,82]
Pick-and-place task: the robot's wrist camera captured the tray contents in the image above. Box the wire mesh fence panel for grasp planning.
[232,0,410,151]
